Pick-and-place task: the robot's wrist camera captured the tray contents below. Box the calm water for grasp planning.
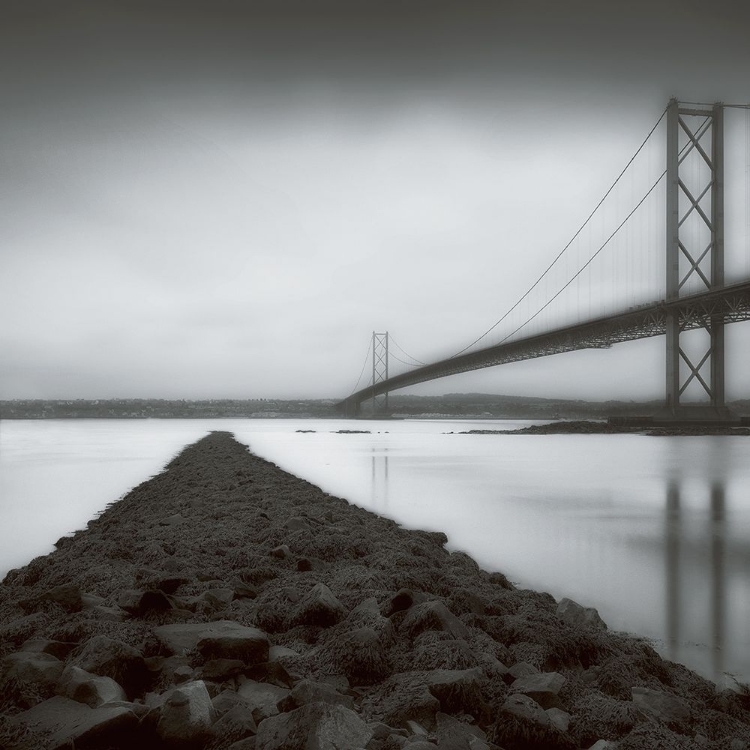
[1,418,749,687]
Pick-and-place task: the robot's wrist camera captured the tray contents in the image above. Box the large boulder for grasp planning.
[279,679,354,711]
[1,651,64,686]
[426,668,487,716]
[631,686,691,726]
[208,704,258,747]
[511,671,566,710]
[237,680,290,722]
[556,598,607,631]
[44,583,84,612]
[291,583,347,627]
[255,702,373,750]
[156,680,216,748]
[57,664,127,707]
[12,695,139,749]
[71,636,149,698]
[154,621,269,664]
[401,601,469,641]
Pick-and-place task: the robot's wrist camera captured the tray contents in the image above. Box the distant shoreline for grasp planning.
[4,395,750,424]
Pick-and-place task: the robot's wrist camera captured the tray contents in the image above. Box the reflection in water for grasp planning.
[665,481,726,683]
[665,482,680,660]
[711,484,725,681]
[371,448,389,511]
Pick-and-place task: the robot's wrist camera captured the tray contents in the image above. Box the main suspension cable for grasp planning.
[450,104,669,358]
[348,339,372,395]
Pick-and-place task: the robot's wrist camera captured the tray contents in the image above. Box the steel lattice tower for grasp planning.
[664,99,731,420]
[371,332,389,414]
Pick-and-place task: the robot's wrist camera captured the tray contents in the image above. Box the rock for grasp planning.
[286,516,310,531]
[80,593,105,609]
[72,635,149,698]
[154,621,270,664]
[214,688,252,716]
[204,588,236,609]
[12,695,139,750]
[156,680,216,747]
[270,544,292,559]
[246,660,296,689]
[546,707,571,732]
[297,557,313,572]
[20,638,77,660]
[57,664,127,707]
[405,719,429,735]
[1,651,64,686]
[174,665,194,683]
[387,588,415,615]
[117,588,173,616]
[588,742,616,750]
[435,712,488,750]
[87,604,127,622]
[237,680,290,721]
[160,513,185,526]
[361,672,441,729]
[631,686,691,725]
[291,583,347,627]
[507,662,539,680]
[500,694,552,727]
[200,658,246,682]
[556,597,607,631]
[255,702,373,750]
[401,602,469,641]
[279,679,355,711]
[268,645,299,661]
[426,668,487,715]
[43,583,83,612]
[511,671,566,709]
[331,626,391,684]
[235,583,259,599]
[228,739,258,750]
[209,704,258,746]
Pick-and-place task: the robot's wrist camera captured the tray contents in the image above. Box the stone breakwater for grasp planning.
[1,433,749,750]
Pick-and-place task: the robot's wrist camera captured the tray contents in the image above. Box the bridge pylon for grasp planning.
[660,99,737,423]
[371,331,389,415]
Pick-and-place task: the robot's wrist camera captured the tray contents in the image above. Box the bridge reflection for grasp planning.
[370,447,389,511]
[665,480,728,683]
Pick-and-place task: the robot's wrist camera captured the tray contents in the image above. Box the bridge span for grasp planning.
[337,280,750,416]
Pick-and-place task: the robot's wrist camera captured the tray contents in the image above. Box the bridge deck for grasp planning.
[338,280,750,413]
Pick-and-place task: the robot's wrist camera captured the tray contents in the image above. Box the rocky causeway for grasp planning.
[1,431,750,749]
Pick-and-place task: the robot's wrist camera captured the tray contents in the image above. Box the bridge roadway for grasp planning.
[337,279,750,414]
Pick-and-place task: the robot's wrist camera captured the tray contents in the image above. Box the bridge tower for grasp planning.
[371,331,389,414]
[663,99,733,421]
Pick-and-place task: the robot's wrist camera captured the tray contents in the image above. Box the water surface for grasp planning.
[1,417,749,687]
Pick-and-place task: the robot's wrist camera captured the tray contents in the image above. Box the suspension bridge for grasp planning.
[338,99,750,423]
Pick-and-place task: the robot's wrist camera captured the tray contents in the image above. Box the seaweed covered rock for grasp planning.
[256,701,373,750]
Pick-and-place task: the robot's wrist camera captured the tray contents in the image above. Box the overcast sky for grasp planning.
[2,0,750,401]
